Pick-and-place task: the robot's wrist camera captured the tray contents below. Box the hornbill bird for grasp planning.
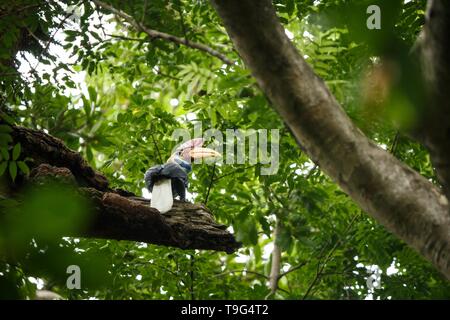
[144,138,221,213]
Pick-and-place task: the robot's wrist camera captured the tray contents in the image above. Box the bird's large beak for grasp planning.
[189,147,221,159]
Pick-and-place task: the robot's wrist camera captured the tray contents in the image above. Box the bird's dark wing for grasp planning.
[144,163,188,192]
[161,163,188,182]
[144,165,164,191]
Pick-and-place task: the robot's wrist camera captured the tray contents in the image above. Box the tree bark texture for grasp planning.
[416,1,450,201]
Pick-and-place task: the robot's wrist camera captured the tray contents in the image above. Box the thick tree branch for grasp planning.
[7,126,240,253]
[416,1,450,200]
[91,0,234,65]
[11,126,110,191]
[85,187,237,252]
[210,0,450,279]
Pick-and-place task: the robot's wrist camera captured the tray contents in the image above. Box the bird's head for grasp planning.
[170,138,221,163]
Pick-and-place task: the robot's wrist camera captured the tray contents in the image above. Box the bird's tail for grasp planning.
[150,179,173,213]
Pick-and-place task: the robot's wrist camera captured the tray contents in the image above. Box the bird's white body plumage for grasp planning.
[150,179,173,213]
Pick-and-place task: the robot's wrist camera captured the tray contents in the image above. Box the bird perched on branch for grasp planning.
[144,138,221,213]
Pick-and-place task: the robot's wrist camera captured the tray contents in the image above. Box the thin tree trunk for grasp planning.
[268,219,282,296]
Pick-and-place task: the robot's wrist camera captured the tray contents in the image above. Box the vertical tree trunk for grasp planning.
[268,219,282,296]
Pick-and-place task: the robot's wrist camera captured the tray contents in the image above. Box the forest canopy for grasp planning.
[0,0,449,300]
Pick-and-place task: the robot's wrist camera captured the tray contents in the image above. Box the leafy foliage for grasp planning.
[0,0,448,300]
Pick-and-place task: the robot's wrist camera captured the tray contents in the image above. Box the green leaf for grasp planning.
[83,97,91,117]
[86,146,93,163]
[65,30,78,36]
[0,124,12,133]
[12,143,21,161]
[0,112,16,125]
[0,161,7,176]
[90,31,102,42]
[88,86,97,102]
[248,222,258,245]
[17,161,30,175]
[9,161,17,181]
[278,16,289,24]
[88,61,95,75]
[0,148,9,160]
[0,133,12,145]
